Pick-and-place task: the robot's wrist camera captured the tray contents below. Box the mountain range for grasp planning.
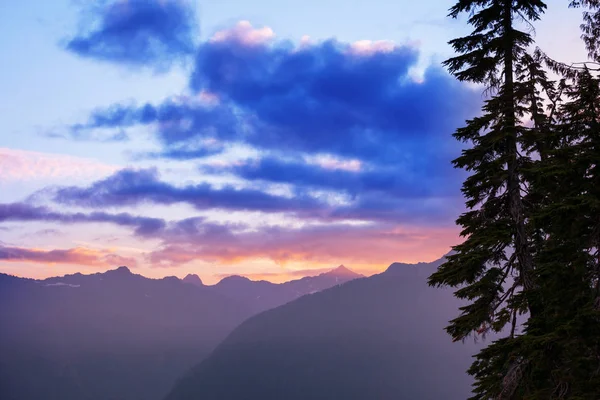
[166,257,496,400]
[208,265,363,313]
[0,265,361,400]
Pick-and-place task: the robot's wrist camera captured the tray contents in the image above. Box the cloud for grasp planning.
[186,25,477,163]
[25,229,67,239]
[45,127,130,142]
[65,0,197,71]
[0,245,137,267]
[210,20,275,47]
[69,99,237,155]
[61,23,476,228]
[0,202,165,236]
[48,168,462,225]
[147,222,458,267]
[0,203,457,270]
[19,21,480,272]
[50,168,329,214]
[72,22,478,165]
[0,148,118,182]
[207,155,462,199]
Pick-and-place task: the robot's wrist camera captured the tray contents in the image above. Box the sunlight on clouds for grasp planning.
[306,154,363,172]
[0,14,481,282]
[349,40,395,56]
[210,20,275,46]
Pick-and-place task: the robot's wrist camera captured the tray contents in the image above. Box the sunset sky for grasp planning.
[0,0,590,283]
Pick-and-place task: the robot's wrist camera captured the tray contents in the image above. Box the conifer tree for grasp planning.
[428,0,600,397]
[570,0,600,63]
[522,67,600,398]
[427,0,548,397]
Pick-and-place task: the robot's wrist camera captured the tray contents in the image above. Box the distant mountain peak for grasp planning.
[103,266,134,278]
[383,256,447,278]
[183,274,204,286]
[324,265,361,278]
[218,275,251,284]
[114,266,132,274]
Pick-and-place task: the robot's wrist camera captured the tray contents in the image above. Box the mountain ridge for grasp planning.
[0,260,368,400]
[165,255,495,400]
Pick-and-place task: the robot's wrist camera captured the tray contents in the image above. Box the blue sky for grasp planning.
[0,0,590,282]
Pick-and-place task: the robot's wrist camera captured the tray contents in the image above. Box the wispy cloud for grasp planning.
[0,245,137,267]
[0,202,166,236]
[0,148,118,182]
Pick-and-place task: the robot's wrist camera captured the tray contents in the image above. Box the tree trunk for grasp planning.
[502,1,537,307]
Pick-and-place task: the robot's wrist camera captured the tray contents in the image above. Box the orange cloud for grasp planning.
[147,224,459,269]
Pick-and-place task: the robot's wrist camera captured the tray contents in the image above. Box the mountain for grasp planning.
[209,266,363,313]
[166,256,497,400]
[0,264,361,400]
[182,273,204,286]
[323,264,360,278]
[0,267,252,400]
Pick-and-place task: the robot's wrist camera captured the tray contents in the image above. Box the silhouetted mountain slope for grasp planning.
[166,256,494,400]
[0,264,362,400]
[210,266,363,313]
[0,267,251,400]
[182,273,204,286]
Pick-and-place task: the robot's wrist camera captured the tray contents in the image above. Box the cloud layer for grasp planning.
[75,22,477,167]
[3,21,479,276]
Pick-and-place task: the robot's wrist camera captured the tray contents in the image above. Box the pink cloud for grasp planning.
[0,245,137,268]
[0,148,117,182]
[348,40,396,56]
[210,21,274,47]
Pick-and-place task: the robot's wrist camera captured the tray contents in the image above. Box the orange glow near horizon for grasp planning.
[0,235,456,285]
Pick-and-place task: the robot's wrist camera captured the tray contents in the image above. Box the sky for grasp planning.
[0,0,590,283]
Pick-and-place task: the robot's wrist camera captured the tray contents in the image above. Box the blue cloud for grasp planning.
[207,154,463,199]
[187,37,477,163]
[71,33,478,164]
[47,168,460,226]
[51,168,328,214]
[71,100,238,154]
[0,202,165,236]
[55,23,480,227]
[65,0,197,71]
